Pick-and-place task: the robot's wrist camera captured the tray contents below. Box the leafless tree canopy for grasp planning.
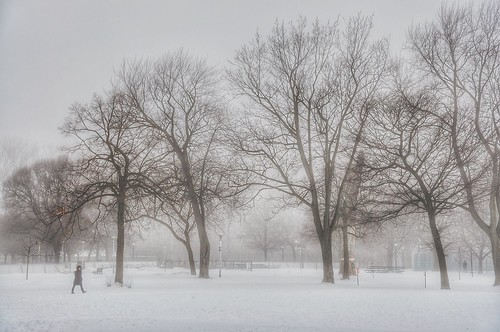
[407,0,500,286]
[227,16,391,282]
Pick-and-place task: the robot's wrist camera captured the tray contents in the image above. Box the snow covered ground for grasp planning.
[1,265,499,332]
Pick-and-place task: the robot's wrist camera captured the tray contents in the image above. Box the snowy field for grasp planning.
[1,265,499,332]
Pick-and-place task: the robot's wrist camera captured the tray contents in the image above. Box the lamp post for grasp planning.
[81,241,85,265]
[401,246,405,268]
[470,251,474,278]
[37,242,41,263]
[240,232,246,261]
[281,246,285,262]
[132,242,135,262]
[227,222,231,259]
[394,243,398,268]
[218,234,223,278]
[458,247,462,280]
[111,236,115,274]
[299,247,303,270]
[62,242,65,263]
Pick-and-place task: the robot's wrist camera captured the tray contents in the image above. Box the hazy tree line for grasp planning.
[1,1,499,288]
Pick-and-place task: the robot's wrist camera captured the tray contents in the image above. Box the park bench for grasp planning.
[94,267,104,274]
[234,263,247,269]
[251,263,268,269]
[364,266,405,273]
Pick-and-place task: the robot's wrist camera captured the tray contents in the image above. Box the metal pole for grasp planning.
[299,247,303,270]
[81,241,85,266]
[219,235,223,278]
[394,243,398,268]
[470,252,474,278]
[112,237,115,274]
[458,248,461,280]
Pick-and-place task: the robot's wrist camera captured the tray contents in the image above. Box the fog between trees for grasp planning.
[1,0,499,288]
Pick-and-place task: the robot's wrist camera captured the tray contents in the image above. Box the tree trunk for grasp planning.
[466,205,500,285]
[451,98,500,286]
[386,246,394,266]
[184,241,196,276]
[25,250,30,280]
[65,250,71,263]
[386,231,395,266]
[319,232,334,283]
[477,254,484,274]
[115,178,126,285]
[428,212,450,289]
[197,224,210,279]
[179,153,211,279]
[492,234,500,286]
[115,220,125,284]
[489,165,500,285]
[342,225,350,280]
[53,242,62,264]
[26,259,29,280]
[95,242,101,262]
[86,243,93,261]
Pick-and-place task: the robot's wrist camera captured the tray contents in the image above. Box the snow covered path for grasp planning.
[1,267,499,331]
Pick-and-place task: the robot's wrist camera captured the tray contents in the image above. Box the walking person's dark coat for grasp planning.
[72,265,86,294]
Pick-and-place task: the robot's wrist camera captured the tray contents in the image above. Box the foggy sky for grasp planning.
[0,0,474,153]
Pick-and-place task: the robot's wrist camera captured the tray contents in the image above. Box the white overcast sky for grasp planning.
[0,0,475,153]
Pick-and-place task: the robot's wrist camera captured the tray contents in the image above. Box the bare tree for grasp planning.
[447,212,492,274]
[372,218,418,267]
[228,16,391,282]
[2,157,73,263]
[407,0,500,285]
[276,211,306,262]
[136,193,198,275]
[339,153,365,279]
[61,91,161,284]
[243,208,282,261]
[0,213,28,263]
[115,50,239,278]
[20,237,39,280]
[364,87,464,289]
[0,138,48,262]
[0,214,17,262]
[0,138,39,189]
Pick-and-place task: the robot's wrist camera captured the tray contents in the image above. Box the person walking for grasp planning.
[72,265,86,294]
